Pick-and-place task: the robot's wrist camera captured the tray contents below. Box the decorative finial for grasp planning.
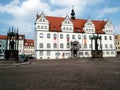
[72,5,74,10]
[71,5,75,20]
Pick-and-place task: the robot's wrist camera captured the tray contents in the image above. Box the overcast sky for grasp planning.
[0,0,120,39]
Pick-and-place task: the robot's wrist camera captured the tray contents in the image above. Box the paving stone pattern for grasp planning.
[0,58,120,90]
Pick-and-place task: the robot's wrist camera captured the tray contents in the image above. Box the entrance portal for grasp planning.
[73,50,77,57]
[71,41,79,58]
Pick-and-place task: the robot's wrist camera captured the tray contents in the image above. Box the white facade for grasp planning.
[24,39,34,55]
[35,12,116,59]
[18,40,24,55]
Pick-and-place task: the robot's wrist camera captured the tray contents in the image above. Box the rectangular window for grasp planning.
[60,34,63,39]
[106,52,109,55]
[47,43,50,48]
[67,43,70,48]
[111,52,114,55]
[89,44,91,48]
[60,43,64,48]
[39,51,43,56]
[79,52,83,55]
[66,34,69,39]
[39,43,43,48]
[47,51,50,56]
[54,34,57,39]
[53,43,57,48]
[78,35,81,39]
[47,33,50,38]
[104,36,107,40]
[110,44,113,48]
[89,35,92,39]
[85,52,89,55]
[84,45,87,48]
[109,36,112,40]
[40,33,43,38]
[79,44,81,48]
[105,44,108,48]
[72,35,75,39]
[84,35,86,39]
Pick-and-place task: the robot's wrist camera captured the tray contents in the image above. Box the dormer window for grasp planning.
[37,25,40,28]
[40,19,42,22]
[43,19,45,22]
[45,26,47,29]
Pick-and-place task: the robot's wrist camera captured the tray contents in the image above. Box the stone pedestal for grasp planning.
[5,50,19,60]
[91,50,103,59]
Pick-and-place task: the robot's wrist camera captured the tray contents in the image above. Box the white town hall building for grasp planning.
[35,9,116,59]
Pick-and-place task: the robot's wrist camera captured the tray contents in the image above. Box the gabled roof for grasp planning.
[37,15,106,34]
[24,39,34,46]
[93,20,106,34]
[46,16,64,32]
[0,35,7,40]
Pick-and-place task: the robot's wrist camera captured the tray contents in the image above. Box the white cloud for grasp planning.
[0,0,105,38]
[96,7,120,18]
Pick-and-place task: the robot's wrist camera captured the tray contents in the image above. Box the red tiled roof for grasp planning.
[37,15,106,34]
[0,35,7,40]
[24,39,34,46]
[93,20,106,34]
[71,19,86,33]
[0,35,25,40]
[46,16,64,32]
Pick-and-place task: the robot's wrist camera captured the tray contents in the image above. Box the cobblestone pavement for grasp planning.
[0,58,120,90]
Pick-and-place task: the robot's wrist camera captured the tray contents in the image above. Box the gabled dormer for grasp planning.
[83,17,95,33]
[61,14,73,32]
[103,18,114,34]
[35,12,49,31]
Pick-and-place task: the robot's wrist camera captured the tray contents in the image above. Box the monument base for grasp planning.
[5,50,19,60]
[91,50,103,59]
